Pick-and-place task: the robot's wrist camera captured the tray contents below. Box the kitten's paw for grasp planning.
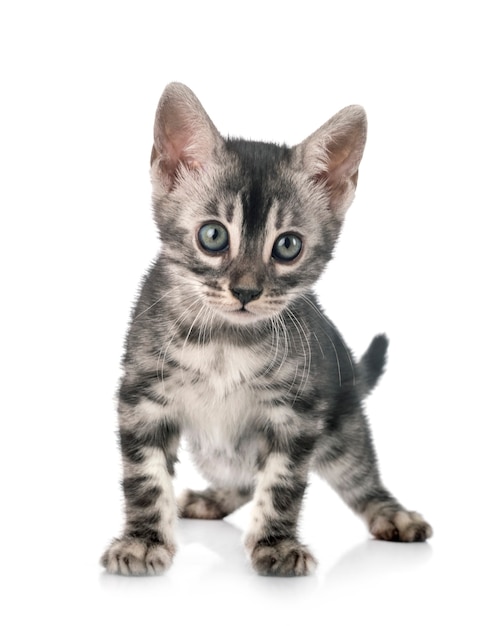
[248,539,317,577]
[100,538,175,575]
[371,510,433,543]
[178,487,252,519]
[177,489,227,520]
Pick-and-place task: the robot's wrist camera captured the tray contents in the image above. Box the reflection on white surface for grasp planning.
[325,538,433,583]
[2,0,494,624]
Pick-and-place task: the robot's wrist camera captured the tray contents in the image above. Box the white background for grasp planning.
[1,1,494,624]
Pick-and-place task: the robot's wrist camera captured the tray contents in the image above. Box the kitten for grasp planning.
[101,83,432,577]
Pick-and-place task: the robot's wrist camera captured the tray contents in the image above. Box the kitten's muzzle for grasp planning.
[230,287,263,306]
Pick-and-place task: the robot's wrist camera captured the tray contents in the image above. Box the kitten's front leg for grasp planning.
[101,388,180,575]
[245,437,317,577]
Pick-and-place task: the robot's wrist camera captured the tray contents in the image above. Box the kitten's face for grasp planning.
[154,141,340,326]
[148,83,366,328]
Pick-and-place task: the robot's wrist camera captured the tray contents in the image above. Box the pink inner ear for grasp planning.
[306,127,365,217]
[151,89,222,190]
[314,153,356,190]
[301,105,367,203]
[152,119,205,188]
[323,135,364,186]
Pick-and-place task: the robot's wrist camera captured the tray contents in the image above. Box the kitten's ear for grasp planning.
[295,105,367,218]
[151,83,224,190]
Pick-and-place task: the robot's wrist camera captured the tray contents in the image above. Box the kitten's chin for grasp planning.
[218,308,273,326]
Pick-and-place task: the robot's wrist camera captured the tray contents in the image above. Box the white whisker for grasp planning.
[299,293,355,386]
[156,293,203,397]
[180,303,208,384]
[285,307,312,404]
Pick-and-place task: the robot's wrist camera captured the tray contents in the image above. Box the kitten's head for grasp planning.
[149,83,366,327]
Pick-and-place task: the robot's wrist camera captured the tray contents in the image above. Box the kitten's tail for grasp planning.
[358,334,389,396]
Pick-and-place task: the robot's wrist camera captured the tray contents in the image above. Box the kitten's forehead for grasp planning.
[224,138,295,233]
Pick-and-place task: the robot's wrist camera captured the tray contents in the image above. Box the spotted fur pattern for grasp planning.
[100,83,432,577]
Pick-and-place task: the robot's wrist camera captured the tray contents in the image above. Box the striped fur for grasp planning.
[101,83,432,577]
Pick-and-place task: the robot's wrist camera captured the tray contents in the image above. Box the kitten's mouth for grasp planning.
[220,305,262,324]
[234,306,256,317]
[207,297,278,325]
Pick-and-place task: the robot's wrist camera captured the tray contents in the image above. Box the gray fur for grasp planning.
[101,83,432,577]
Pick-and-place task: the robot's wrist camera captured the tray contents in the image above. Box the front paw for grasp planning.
[100,537,176,575]
[248,538,317,577]
[371,510,433,543]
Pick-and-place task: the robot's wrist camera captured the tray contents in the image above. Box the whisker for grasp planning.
[180,303,208,383]
[258,316,283,379]
[156,294,203,397]
[299,293,355,387]
[275,313,290,377]
[286,308,312,404]
[279,314,300,399]
[133,275,210,322]
[134,283,184,320]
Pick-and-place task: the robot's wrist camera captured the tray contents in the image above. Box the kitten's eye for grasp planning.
[198,223,229,253]
[272,234,303,262]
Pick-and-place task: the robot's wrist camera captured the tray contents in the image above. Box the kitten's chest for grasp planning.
[166,341,266,430]
[166,340,287,485]
[178,341,262,394]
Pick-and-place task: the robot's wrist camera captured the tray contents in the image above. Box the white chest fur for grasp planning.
[178,341,262,397]
[142,337,309,488]
[163,341,270,486]
[162,341,265,439]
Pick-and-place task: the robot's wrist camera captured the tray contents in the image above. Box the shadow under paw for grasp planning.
[250,539,317,577]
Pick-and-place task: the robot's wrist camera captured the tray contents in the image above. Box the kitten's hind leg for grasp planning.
[178,486,253,520]
[315,406,432,543]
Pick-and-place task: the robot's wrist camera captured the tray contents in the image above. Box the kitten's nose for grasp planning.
[230,287,263,305]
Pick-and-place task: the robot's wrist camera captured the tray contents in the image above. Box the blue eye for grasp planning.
[198,223,229,253]
[272,234,303,262]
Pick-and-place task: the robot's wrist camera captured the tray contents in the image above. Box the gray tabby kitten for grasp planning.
[101,83,432,577]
